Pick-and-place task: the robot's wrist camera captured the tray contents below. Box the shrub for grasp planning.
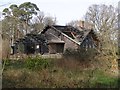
[63,48,99,61]
[25,56,52,70]
[2,59,11,66]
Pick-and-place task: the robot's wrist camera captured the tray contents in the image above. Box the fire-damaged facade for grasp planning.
[11,24,100,55]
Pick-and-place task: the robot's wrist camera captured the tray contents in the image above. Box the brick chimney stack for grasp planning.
[79,20,94,29]
[79,20,84,28]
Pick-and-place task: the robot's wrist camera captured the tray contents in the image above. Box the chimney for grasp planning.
[79,20,84,28]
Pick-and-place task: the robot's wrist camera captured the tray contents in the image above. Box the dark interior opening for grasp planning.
[25,43,35,54]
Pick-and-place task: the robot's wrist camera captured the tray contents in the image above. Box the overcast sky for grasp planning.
[0,0,119,25]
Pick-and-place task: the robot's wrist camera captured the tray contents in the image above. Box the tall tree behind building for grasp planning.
[31,11,57,34]
[2,2,40,36]
[2,2,40,58]
[84,4,118,76]
[85,4,118,56]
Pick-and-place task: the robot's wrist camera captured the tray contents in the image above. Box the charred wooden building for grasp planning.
[11,25,100,55]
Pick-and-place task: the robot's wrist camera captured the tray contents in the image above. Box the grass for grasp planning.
[88,70,118,88]
[2,56,119,88]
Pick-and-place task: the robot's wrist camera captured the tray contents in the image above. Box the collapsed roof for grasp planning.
[39,25,98,45]
[13,25,99,48]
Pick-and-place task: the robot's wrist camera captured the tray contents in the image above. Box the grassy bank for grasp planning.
[2,56,119,88]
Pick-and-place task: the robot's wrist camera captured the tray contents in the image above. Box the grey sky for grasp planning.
[0,0,119,25]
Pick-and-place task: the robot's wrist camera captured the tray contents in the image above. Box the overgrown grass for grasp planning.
[24,56,54,70]
[2,56,119,88]
[88,70,118,88]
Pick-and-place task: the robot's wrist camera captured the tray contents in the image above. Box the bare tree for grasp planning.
[85,4,118,55]
[66,20,79,28]
[31,12,57,34]
[36,11,45,23]
[84,4,118,75]
[43,16,57,26]
[31,11,45,33]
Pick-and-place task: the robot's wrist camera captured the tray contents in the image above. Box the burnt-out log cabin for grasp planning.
[11,25,100,55]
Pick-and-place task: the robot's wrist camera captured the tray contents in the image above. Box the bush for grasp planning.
[2,59,11,66]
[63,48,99,61]
[25,56,52,70]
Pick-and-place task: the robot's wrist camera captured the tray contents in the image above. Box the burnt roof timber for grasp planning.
[40,25,94,45]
